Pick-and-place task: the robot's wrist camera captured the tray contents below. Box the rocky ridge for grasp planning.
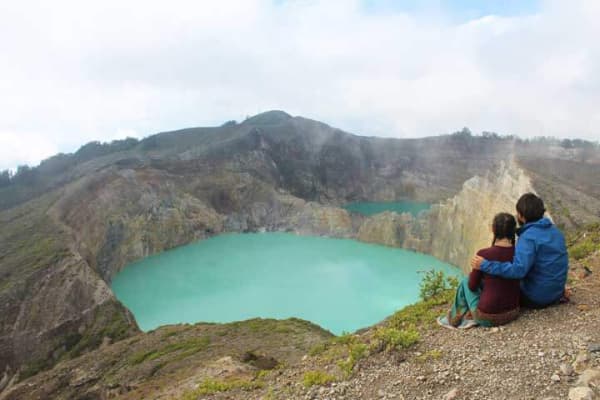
[358,160,533,273]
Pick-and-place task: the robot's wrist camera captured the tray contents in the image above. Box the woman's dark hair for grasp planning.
[492,212,517,245]
[516,193,546,223]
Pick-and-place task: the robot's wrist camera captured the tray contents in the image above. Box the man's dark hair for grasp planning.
[516,193,546,223]
[492,212,517,245]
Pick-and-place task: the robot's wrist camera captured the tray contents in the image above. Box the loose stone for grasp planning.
[568,386,595,400]
[588,343,600,353]
[560,363,575,376]
[574,351,592,373]
[443,388,459,400]
[576,369,600,387]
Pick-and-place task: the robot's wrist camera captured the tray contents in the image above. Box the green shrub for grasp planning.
[373,327,419,352]
[349,342,368,360]
[337,358,354,378]
[309,333,367,377]
[337,342,368,377]
[333,332,355,345]
[419,270,459,301]
[180,377,264,398]
[302,370,336,387]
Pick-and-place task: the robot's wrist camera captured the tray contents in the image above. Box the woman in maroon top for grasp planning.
[438,213,520,329]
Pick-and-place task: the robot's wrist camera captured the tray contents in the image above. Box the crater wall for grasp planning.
[357,161,535,272]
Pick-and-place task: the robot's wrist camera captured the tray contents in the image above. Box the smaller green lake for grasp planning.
[111,233,459,334]
[343,201,431,216]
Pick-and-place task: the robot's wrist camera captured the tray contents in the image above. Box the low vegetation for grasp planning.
[0,194,70,295]
[568,223,600,261]
[129,336,210,365]
[386,269,458,332]
[372,326,420,353]
[419,269,459,301]
[180,377,265,398]
[415,349,443,363]
[306,270,458,384]
[337,341,369,377]
[302,370,337,387]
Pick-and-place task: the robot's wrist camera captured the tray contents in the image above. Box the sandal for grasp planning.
[458,319,478,329]
[436,316,457,330]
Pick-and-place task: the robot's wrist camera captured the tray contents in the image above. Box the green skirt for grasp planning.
[448,277,493,328]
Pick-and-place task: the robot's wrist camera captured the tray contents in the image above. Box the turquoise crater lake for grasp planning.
[111,233,459,335]
[343,201,431,216]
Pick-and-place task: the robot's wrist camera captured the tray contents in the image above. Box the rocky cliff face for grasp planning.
[356,161,535,272]
[49,167,357,283]
[413,161,534,272]
[0,197,138,384]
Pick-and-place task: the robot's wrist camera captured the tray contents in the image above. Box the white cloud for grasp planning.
[0,0,599,170]
[0,132,59,170]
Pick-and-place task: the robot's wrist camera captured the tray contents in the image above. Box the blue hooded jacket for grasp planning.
[480,217,569,306]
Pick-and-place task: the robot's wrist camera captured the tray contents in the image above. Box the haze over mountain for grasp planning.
[2,0,600,171]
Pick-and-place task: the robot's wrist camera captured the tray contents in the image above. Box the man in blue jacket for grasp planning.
[471,193,569,308]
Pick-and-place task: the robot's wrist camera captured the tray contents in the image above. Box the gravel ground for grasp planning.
[202,257,600,400]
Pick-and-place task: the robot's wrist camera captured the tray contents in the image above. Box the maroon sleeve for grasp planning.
[468,248,487,291]
[468,269,483,291]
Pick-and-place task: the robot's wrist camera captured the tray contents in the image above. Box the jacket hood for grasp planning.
[517,217,553,235]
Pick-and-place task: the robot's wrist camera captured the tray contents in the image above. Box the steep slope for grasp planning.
[0,194,138,382]
[0,318,333,400]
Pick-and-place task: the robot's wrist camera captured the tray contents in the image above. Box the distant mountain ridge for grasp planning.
[1,110,598,211]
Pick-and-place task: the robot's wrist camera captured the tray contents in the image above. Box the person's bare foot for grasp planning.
[560,286,572,303]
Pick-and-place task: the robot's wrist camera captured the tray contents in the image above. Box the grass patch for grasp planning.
[387,291,453,330]
[337,342,368,377]
[0,198,72,297]
[384,269,458,330]
[180,377,264,398]
[129,336,210,365]
[256,369,271,380]
[309,333,369,377]
[225,317,332,337]
[273,325,294,334]
[415,349,443,363]
[567,222,600,260]
[264,387,277,400]
[332,332,355,345]
[570,240,598,260]
[64,301,135,360]
[19,358,53,381]
[372,326,419,353]
[302,370,336,387]
[161,326,191,339]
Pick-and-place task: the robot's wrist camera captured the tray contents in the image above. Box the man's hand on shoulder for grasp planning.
[471,255,485,270]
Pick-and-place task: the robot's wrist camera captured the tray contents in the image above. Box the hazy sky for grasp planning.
[1,0,599,170]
